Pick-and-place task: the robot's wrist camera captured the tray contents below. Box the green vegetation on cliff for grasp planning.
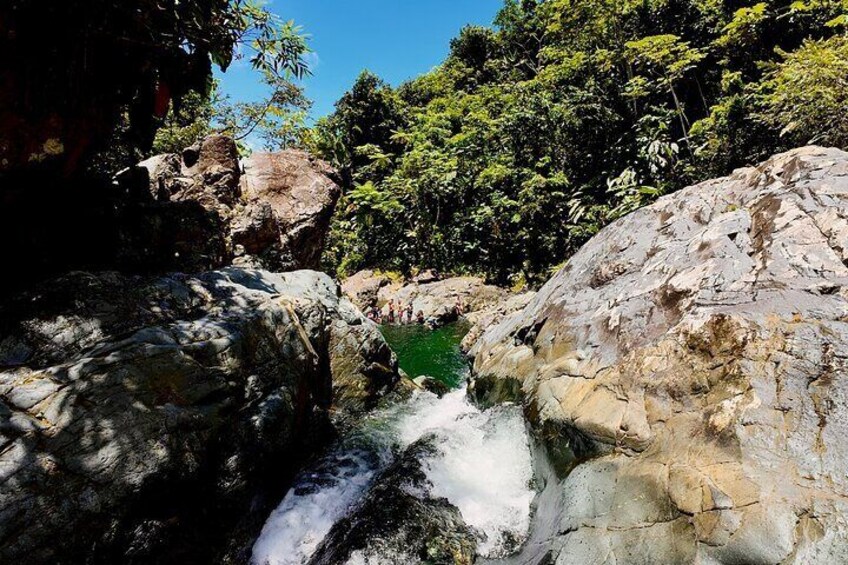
[312,0,848,285]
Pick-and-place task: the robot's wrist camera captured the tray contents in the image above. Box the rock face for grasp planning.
[382,276,509,326]
[470,147,848,564]
[0,268,398,563]
[130,136,341,273]
[341,270,393,311]
[461,291,536,352]
[241,151,341,270]
[343,272,511,327]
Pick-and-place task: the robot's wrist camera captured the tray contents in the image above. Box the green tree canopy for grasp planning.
[314,0,848,285]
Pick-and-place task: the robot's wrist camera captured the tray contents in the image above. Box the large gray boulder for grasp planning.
[130,136,341,273]
[470,146,848,564]
[0,268,398,563]
[241,150,341,271]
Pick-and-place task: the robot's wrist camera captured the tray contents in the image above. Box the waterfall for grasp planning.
[251,387,536,564]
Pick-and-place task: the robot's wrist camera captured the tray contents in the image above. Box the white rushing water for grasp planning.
[251,387,536,565]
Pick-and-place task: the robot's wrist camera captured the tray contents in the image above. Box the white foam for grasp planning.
[345,549,417,565]
[251,387,535,564]
[398,390,536,557]
[250,448,383,565]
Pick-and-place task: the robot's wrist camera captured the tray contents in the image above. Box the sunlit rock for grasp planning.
[471,146,848,564]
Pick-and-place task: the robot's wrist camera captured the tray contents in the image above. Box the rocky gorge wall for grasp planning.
[0,268,400,563]
[341,269,533,330]
[469,146,848,564]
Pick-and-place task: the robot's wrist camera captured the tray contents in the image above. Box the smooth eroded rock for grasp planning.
[471,146,848,564]
[0,268,398,563]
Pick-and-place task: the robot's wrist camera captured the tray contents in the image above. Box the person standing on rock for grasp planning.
[405,303,414,324]
[387,299,396,324]
[454,296,465,317]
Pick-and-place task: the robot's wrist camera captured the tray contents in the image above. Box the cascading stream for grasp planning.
[251,324,537,565]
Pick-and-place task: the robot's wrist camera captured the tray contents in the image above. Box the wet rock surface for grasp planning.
[470,147,848,564]
[412,375,451,397]
[0,268,398,563]
[307,439,476,565]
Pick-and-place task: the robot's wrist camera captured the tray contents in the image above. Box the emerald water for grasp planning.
[378,321,471,388]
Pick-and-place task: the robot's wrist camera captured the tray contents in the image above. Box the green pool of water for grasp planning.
[379,321,471,389]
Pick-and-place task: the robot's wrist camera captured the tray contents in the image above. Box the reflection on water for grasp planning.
[379,321,471,388]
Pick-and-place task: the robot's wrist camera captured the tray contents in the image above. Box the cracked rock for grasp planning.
[470,146,848,564]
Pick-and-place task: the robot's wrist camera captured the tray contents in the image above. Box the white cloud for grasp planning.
[303,51,321,73]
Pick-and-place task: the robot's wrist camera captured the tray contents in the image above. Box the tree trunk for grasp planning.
[669,81,694,159]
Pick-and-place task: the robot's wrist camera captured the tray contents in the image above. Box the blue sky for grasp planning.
[216,0,504,121]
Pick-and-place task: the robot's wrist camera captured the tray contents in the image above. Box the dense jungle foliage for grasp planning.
[0,0,309,178]
[310,0,848,286]
[11,1,845,288]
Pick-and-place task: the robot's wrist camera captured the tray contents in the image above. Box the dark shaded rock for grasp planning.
[0,268,399,563]
[136,140,342,272]
[179,134,242,208]
[308,439,476,565]
[0,136,341,294]
[329,319,400,425]
[136,153,182,201]
[114,199,229,273]
[231,202,281,266]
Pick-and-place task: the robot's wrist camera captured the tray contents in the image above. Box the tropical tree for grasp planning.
[0,0,310,177]
[313,0,848,285]
[759,36,848,147]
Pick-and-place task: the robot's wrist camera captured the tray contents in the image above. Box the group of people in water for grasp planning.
[365,297,465,326]
[366,299,423,325]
